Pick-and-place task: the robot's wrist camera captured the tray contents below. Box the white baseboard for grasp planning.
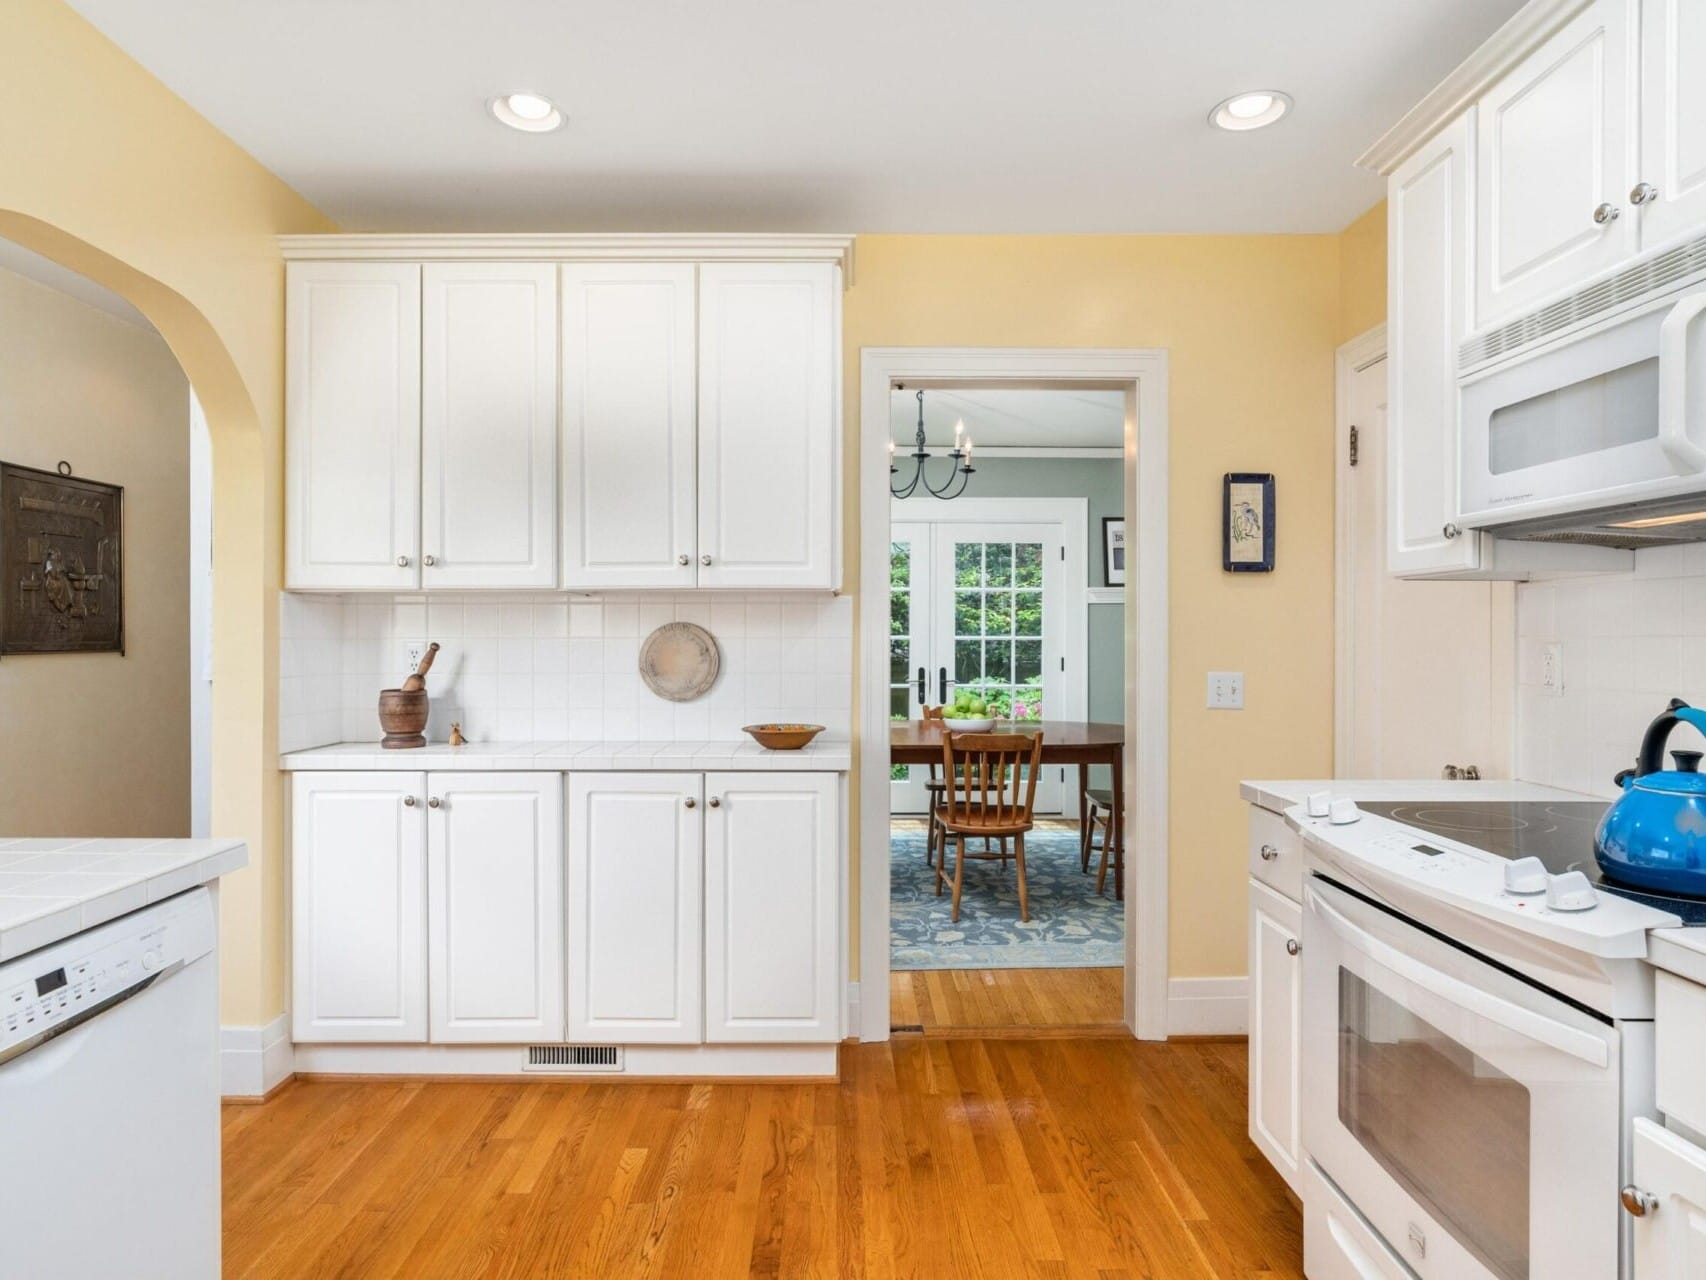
[290,1041,837,1078]
[221,1013,294,1098]
[1166,976,1248,1036]
[845,980,860,1039]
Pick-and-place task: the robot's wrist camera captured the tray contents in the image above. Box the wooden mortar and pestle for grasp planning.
[378,642,439,749]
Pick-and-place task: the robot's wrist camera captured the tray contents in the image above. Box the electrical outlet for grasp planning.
[403,641,426,673]
[1207,671,1244,710]
[1540,642,1563,696]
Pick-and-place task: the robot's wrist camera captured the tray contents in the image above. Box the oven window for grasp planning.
[1487,356,1658,475]
[1339,969,1530,1280]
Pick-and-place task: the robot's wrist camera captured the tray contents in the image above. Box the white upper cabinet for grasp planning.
[560,264,697,589]
[421,265,558,589]
[286,263,421,590]
[703,773,839,1043]
[697,263,838,589]
[291,772,428,1043]
[1638,0,1706,250]
[1390,114,1483,575]
[566,772,704,1044]
[1474,0,1638,328]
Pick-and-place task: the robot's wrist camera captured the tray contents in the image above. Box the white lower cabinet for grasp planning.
[293,770,559,1045]
[1632,1117,1706,1278]
[427,773,563,1043]
[292,772,428,1043]
[1248,876,1303,1194]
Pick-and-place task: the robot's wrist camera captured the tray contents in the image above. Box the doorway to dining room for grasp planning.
[884,388,1129,1034]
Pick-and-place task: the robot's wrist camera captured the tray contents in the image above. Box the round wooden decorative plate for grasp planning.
[638,622,721,702]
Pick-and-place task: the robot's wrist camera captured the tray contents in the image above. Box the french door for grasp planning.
[889,513,1075,815]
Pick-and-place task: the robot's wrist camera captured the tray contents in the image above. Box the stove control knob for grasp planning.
[1306,791,1332,818]
[1546,870,1599,912]
[1503,856,1549,896]
[1328,798,1361,826]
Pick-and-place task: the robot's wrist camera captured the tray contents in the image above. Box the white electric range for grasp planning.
[1288,796,1691,1280]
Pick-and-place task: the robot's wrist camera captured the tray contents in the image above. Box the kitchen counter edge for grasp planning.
[282,740,851,772]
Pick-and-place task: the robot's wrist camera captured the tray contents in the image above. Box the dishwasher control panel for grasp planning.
[0,887,214,1060]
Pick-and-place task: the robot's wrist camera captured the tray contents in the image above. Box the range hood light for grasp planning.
[1607,510,1706,530]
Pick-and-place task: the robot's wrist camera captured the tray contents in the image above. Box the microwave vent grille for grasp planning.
[1517,527,1686,550]
[1460,233,1706,370]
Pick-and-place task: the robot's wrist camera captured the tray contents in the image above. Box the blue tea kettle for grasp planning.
[1596,697,1706,896]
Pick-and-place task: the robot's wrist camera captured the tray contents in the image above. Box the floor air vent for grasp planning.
[525,1044,624,1073]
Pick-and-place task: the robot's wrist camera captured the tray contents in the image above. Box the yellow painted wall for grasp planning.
[1338,201,1388,343]
[0,266,191,836]
[0,0,333,1027]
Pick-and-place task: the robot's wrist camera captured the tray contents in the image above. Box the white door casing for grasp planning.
[560,263,698,589]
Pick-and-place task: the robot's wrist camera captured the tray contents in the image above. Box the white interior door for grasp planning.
[1340,349,1509,779]
[888,521,933,814]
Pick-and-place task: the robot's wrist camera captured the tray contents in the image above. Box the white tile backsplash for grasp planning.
[278,592,853,752]
[1515,545,1706,798]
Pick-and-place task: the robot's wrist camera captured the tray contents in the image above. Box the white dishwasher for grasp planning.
[0,887,221,1280]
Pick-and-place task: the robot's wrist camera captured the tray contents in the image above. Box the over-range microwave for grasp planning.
[1458,289,1706,546]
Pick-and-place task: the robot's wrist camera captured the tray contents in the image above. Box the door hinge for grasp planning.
[1060,657,1065,671]
[1349,424,1359,467]
[1059,547,1065,560]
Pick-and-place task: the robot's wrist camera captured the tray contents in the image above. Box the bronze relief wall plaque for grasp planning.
[0,462,124,656]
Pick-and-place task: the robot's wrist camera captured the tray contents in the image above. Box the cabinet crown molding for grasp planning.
[1355,0,1589,176]
[278,233,857,285]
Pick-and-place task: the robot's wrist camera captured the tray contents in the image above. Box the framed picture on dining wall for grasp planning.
[1101,517,1126,587]
[1222,472,1274,572]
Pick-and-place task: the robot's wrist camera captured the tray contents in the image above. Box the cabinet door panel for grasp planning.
[566,772,703,1043]
[1632,1117,1706,1278]
[291,772,427,1042]
[561,264,697,589]
[421,264,558,589]
[286,263,420,589]
[1248,879,1302,1193]
[697,263,838,589]
[1639,0,1706,249]
[704,773,839,1042]
[427,773,563,1043]
[1389,113,1482,575]
[1475,0,1637,326]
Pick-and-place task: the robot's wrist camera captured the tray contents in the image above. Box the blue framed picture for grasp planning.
[1223,473,1274,572]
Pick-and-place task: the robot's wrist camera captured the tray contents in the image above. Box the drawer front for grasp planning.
[1657,971,1706,1135]
[1304,1159,1417,1280]
[1248,806,1302,901]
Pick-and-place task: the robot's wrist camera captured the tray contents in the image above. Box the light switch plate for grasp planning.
[1207,671,1244,709]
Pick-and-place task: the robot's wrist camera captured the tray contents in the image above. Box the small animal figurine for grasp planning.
[448,722,467,747]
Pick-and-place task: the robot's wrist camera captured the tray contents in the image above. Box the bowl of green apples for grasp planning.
[942,691,997,732]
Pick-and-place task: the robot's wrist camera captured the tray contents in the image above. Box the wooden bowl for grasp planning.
[378,687,428,749]
[743,723,825,751]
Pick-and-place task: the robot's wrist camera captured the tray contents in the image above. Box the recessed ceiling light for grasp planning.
[1209,90,1292,132]
[490,91,563,133]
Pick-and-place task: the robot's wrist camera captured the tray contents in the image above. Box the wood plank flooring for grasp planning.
[223,1038,1302,1279]
[890,967,1125,1033]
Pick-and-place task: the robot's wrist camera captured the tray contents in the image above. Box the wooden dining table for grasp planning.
[889,719,1126,900]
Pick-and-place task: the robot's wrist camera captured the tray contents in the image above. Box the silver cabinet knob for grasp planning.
[1631,182,1660,206]
[1594,201,1621,225]
[396,555,410,567]
[1260,844,1280,862]
[1442,522,1461,539]
[708,797,721,808]
[403,795,418,807]
[427,797,441,809]
[700,554,713,566]
[677,554,690,566]
[1621,1185,1659,1217]
[423,554,437,567]
[1285,939,1301,957]
[684,797,697,809]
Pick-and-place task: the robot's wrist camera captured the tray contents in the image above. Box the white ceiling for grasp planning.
[891,388,1123,449]
[0,239,152,329]
[64,0,1524,233]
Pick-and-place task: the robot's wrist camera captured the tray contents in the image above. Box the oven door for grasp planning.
[1302,877,1623,1280]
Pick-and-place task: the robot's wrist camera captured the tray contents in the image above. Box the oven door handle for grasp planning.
[1310,888,1611,1069]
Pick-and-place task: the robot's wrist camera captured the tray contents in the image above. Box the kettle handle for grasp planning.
[1633,698,1706,779]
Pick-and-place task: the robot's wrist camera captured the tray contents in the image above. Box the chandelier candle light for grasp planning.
[890,389,975,500]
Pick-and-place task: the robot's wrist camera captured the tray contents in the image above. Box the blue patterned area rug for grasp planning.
[890,821,1125,970]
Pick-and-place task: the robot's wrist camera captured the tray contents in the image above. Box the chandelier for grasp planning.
[890,389,975,500]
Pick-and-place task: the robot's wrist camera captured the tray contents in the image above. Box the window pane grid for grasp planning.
[951,540,1044,721]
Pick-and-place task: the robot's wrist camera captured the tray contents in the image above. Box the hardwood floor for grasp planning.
[223,1038,1301,1279]
[890,967,1125,1034]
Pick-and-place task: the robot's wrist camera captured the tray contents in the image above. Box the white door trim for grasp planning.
[859,347,1169,1043]
[1334,325,1388,777]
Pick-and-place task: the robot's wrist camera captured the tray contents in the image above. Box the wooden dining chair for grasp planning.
[1080,788,1118,895]
[935,730,1044,923]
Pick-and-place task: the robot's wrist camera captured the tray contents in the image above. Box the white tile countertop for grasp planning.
[0,838,248,962]
[281,739,852,772]
[1240,778,1596,812]
[1647,930,1706,986]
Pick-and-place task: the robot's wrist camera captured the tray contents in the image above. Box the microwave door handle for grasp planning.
[1308,886,1611,1069]
[1659,293,1706,472]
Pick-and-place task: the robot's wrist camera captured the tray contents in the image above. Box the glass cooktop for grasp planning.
[1358,799,1706,925]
